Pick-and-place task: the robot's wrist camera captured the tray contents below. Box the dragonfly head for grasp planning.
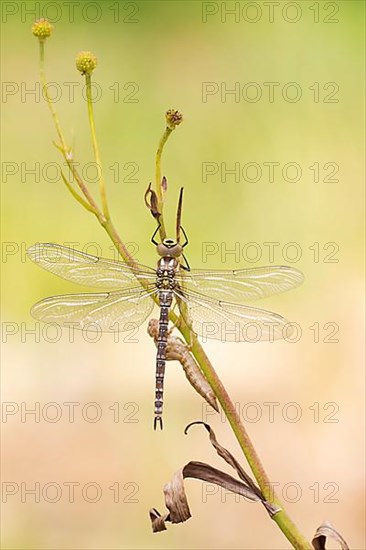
[157,238,183,258]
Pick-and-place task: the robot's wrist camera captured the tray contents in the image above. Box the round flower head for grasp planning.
[76,51,97,76]
[32,18,53,41]
[166,109,183,130]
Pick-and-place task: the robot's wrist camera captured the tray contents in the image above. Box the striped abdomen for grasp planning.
[154,290,173,430]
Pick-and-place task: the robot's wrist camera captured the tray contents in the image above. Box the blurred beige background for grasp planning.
[1,1,365,549]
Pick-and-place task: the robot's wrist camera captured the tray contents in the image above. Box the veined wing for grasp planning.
[27,243,156,289]
[174,288,293,342]
[175,265,304,303]
[30,286,156,332]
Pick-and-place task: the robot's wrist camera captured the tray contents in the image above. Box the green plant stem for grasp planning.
[39,41,67,151]
[100,217,140,269]
[38,40,311,548]
[39,43,100,214]
[181,329,312,549]
[152,123,311,550]
[60,171,95,213]
[155,127,172,240]
[85,73,110,220]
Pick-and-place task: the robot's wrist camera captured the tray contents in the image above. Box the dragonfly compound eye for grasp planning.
[157,242,183,258]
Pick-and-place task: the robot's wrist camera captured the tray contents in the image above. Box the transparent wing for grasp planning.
[175,288,292,342]
[175,266,304,303]
[30,286,156,332]
[27,243,156,288]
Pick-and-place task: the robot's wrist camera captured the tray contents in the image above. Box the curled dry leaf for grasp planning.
[161,175,168,193]
[185,421,260,494]
[175,186,184,240]
[144,182,160,219]
[150,460,261,533]
[312,521,349,550]
[148,319,219,412]
[185,422,280,517]
[150,423,280,533]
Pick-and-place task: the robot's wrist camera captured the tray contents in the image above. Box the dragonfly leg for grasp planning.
[173,334,194,351]
[180,225,189,248]
[181,253,191,271]
[151,222,162,246]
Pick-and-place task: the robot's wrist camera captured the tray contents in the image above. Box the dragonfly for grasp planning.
[27,211,304,430]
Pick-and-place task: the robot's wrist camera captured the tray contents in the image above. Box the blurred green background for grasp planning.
[1,1,365,549]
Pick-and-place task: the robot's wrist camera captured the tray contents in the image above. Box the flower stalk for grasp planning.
[85,73,109,219]
[155,127,171,240]
[76,50,110,221]
[155,110,183,241]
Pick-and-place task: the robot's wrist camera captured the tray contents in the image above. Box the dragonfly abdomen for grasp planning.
[154,290,173,430]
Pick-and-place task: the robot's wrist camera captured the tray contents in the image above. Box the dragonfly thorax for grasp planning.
[156,257,178,290]
[157,239,182,258]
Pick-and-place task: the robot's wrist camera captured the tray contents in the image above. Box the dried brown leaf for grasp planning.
[185,422,280,517]
[176,186,184,241]
[144,182,160,219]
[150,423,280,533]
[183,461,261,502]
[150,460,260,532]
[149,508,167,532]
[161,175,168,192]
[185,421,259,493]
[312,521,350,550]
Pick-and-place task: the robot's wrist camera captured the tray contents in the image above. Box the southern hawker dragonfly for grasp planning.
[27,233,303,429]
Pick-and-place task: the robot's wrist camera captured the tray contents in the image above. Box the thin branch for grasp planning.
[39,43,101,215]
[39,41,67,151]
[155,126,172,240]
[60,170,96,213]
[85,72,110,220]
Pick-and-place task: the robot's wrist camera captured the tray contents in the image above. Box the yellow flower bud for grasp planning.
[32,18,53,41]
[165,109,183,130]
[75,51,97,76]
